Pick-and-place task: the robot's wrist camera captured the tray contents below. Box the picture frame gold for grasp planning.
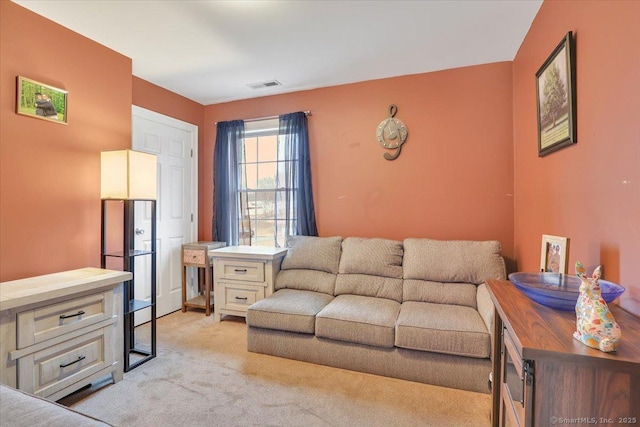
[535,31,576,156]
[16,76,68,124]
[540,234,569,274]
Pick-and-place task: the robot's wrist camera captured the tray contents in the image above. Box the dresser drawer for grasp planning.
[183,249,207,266]
[217,260,265,282]
[17,327,112,398]
[222,283,265,312]
[17,291,112,349]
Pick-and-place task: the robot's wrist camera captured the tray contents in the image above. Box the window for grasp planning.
[213,112,316,247]
[237,119,294,247]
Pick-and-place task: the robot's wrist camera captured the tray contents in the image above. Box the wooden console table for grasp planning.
[485,279,640,427]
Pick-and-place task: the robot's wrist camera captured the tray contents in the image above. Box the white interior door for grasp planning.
[132,106,198,321]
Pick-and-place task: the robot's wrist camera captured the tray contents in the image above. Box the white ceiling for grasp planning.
[14,0,542,105]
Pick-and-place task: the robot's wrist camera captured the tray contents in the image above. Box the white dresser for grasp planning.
[0,268,131,401]
[211,246,287,321]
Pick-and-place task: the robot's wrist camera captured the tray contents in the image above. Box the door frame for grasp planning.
[131,105,199,315]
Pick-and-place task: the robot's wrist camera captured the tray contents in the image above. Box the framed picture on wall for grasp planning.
[540,234,569,274]
[535,31,576,157]
[16,76,68,124]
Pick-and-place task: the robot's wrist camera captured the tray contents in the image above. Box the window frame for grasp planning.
[236,119,296,247]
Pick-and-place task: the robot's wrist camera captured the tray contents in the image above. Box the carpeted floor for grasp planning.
[59,310,492,427]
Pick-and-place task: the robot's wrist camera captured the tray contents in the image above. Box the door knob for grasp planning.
[135,228,145,235]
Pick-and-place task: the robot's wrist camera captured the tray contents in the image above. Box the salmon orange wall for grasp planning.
[132,76,205,226]
[203,63,515,265]
[132,77,203,127]
[0,2,132,281]
[513,0,640,314]
[11,0,636,317]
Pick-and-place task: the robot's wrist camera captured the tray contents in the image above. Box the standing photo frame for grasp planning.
[16,76,68,124]
[540,234,569,274]
[536,31,576,157]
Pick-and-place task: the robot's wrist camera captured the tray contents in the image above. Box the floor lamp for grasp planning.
[100,149,158,371]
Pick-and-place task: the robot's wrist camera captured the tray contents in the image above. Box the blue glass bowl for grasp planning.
[508,272,625,311]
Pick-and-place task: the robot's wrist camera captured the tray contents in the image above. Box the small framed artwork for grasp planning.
[16,76,68,124]
[540,234,569,274]
[535,31,576,157]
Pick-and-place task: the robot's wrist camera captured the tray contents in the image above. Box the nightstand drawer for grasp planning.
[183,249,207,266]
[17,291,112,349]
[218,260,265,282]
[223,284,265,311]
[182,242,225,268]
[18,327,111,397]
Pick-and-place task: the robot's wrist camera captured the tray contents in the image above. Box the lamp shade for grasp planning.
[101,149,157,199]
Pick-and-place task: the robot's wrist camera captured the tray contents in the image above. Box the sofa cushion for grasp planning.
[338,237,403,278]
[403,279,477,308]
[247,289,334,334]
[315,295,400,348]
[395,301,491,358]
[275,269,337,295]
[335,274,403,302]
[403,238,506,284]
[0,384,111,426]
[281,235,342,274]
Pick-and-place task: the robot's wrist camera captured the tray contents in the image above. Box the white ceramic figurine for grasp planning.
[573,262,621,352]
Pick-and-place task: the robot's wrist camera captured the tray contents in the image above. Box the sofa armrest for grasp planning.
[476,283,495,359]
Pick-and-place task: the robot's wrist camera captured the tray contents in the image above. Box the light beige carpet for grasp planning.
[60,311,491,427]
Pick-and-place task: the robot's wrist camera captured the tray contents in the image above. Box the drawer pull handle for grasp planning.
[60,310,85,320]
[60,355,85,368]
[235,296,248,301]
[234,269,247,273]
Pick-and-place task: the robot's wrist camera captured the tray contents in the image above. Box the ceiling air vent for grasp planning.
[247,80,282,89]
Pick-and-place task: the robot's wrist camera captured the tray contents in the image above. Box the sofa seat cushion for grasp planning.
[395,301,490,358]
[247,289,334,334]
[315,295,400,348]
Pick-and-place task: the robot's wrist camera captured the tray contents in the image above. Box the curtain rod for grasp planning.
[215,111,311,125]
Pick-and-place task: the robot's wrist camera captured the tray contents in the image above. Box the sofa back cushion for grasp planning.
[281,235,342,274]
[276,235,342,295]
[403,238,506,284]
[403,279,478,308]
[338,237,403,277]
[275,269,337,295]
[334,237,403,302]
[335,275,403,302]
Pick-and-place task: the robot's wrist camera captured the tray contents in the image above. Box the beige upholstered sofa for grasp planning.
[0,384,110,426]
[246,236,506,393]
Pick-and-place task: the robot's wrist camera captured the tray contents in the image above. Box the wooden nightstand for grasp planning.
[181,241,226,316]
[211,246,287,321]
